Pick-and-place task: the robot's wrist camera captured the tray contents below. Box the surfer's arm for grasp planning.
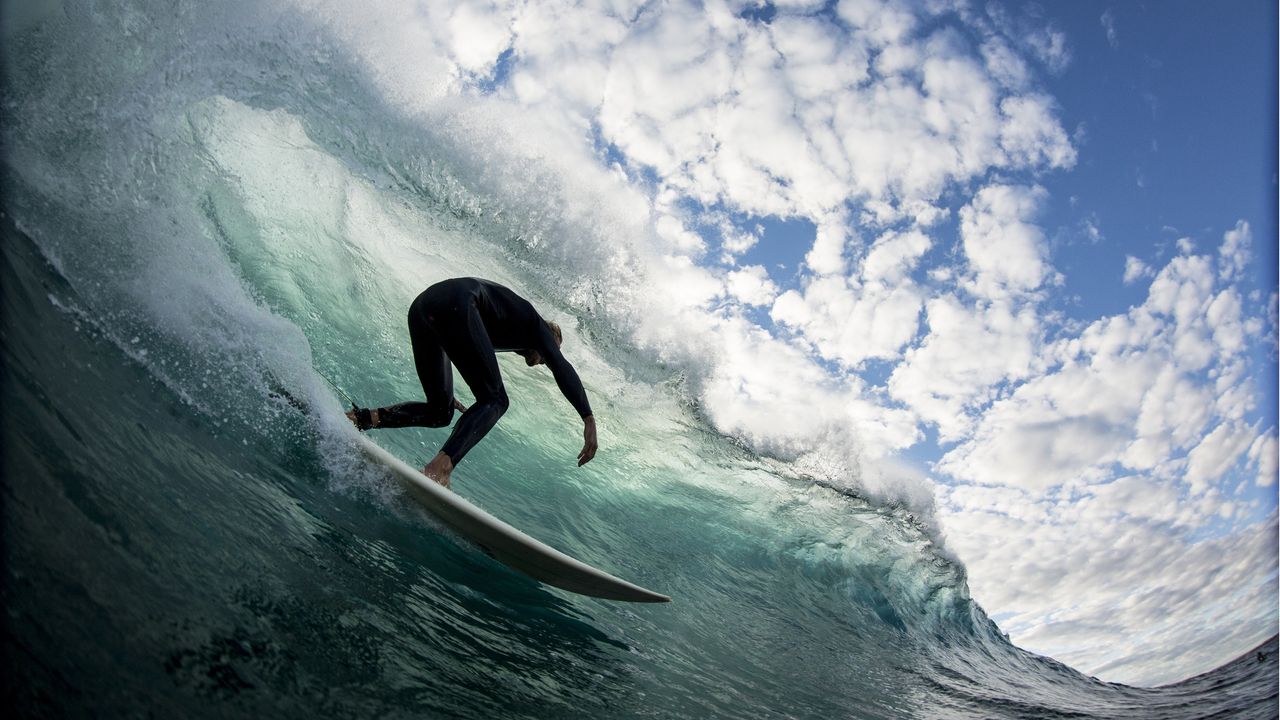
[538,329,593,421]
[549,362,596,466]
[537,327,598,465]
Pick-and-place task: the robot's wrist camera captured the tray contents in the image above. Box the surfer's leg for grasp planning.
[436,303,508,465]
[366,296,457,429]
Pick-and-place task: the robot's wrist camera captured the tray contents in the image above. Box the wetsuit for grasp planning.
[374,277,592,465]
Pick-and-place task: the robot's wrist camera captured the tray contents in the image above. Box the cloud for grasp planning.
[805,215,853,276]
[934,226,1277,682]
[1185,421,1259,494]
[447,3,514,74]
[725,265,779,307]
[1247,431,1278,487]
[1100,9,1119,49]
[1218,219,1252,281]
[984,1,1071,73]
[941,499,1277,686]
[501,0,1078,242]
[773,227,934,368]
[941,228,1262,491]
[959,183,1052,298]
[999,96,1077,168]
[889,294,1043,441]
[981,37,1031,90]
[1123,255,1153,284]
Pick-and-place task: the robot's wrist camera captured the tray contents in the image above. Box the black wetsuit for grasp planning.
[375,277,592,465]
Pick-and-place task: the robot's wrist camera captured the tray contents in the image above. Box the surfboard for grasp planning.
[354,434,671,603]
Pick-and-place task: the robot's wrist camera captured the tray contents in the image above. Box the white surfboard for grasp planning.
[355,434,671,603]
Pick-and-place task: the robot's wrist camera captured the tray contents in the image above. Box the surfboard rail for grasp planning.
[354,434,671,603]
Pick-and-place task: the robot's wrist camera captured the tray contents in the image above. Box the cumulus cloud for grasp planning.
[1123,255,1152,284]
[1218,219,1252,281]
[935,226,1277,682]
[1247,431,1279,487]
[773,227,933,368]
[889,295,1043,441]
[959,184,1052,298]
[725,265,778,307]
[502,0,1079,242]
[942,230,1264,492]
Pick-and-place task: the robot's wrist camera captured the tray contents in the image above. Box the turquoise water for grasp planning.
[2,1,1276,717]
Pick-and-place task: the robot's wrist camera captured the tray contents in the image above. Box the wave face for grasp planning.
[1,1,1275,717]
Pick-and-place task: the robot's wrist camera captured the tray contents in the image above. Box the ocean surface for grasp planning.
[2,1,1276,717]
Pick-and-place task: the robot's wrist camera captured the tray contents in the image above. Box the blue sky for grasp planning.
[304,0,1279,685]
[1042,1,1276,322]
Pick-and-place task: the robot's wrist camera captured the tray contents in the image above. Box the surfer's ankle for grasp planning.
[423,452,454,488]
[346,405,381,431]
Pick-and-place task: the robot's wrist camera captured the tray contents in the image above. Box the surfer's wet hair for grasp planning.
[546,320,563,346]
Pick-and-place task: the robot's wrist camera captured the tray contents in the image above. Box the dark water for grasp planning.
[2,1,1277,717]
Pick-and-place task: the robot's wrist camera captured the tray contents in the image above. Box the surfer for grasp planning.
[347,277,597,488]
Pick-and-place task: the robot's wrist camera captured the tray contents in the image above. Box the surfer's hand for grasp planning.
[452,397,468,413]
[578,416,598,466]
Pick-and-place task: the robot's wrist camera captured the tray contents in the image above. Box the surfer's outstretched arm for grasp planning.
[535,323,598,466]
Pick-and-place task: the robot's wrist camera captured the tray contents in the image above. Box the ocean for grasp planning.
[2,1,1276,717]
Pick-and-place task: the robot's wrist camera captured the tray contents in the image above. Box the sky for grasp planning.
[291,0,1279,686]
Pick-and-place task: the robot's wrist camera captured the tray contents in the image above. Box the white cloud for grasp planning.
[836,0,918,48]
[941,500,1278,686]
[772,273,927,368]
[999,95,1077,169]
[774,227,933,368]
[502,0,1077,244]
[655,212,707,255]
[1185,421,1258,494]
[941,229,1261,494]
[1247,431,1278,487]
[772,14,869,100]
[1123,255,1152,284]
[863,229,931,283]
[725,265,778,307]
[1218,219,1252,281]
[447,3,513,75]
[806,215,852,276]
[933,226,1276,682]
[981,37,1031,90]
[1024,25,1071,73]
[889,295,1043,441]
[959,184,1052,298]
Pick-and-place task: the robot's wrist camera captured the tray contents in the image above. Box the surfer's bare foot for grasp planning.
[423,451,454,489]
